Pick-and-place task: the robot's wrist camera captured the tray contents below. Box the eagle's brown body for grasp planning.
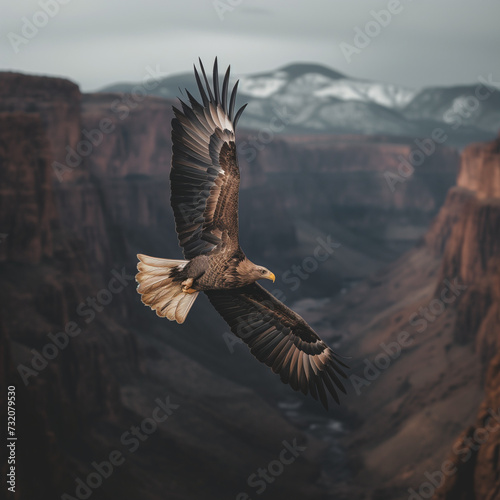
[172,249,252,290]
[136,58,348,409]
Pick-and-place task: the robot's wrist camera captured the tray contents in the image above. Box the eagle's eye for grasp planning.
[260,269,266,274]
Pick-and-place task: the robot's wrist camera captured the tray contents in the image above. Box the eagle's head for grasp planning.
[253,265,276,284]
[237,259,276,285]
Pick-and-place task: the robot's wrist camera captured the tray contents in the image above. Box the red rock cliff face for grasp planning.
[440,137,500,283]
[428,137,500,351]
[79,92,173,178]
[0,108,140,499]
[0,112,57,263]
[457,138,500,198]
[431,136,500,500]
[310,135,500,499]
[0,72,81,165]
[239,133,459,211]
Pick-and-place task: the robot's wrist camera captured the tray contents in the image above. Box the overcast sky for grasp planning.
[2,0,499,92]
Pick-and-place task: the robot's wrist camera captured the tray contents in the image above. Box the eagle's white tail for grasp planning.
[136,254,199,324]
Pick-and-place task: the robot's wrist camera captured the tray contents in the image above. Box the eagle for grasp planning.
[136,58,348,408]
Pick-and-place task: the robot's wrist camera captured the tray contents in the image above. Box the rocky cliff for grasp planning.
[0,72,81,165]
[431,137,500,500]
[319,134,500,499]
[0,112,56,263]
[426,137,500,359]
[0,106,140,498]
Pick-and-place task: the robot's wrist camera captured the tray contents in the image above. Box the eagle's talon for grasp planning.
[181,278,194,288]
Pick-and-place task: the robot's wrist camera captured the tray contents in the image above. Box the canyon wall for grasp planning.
[431,136,500,500]
[323,134,500,499]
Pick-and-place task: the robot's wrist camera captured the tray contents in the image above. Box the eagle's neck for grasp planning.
[233,258,258,286]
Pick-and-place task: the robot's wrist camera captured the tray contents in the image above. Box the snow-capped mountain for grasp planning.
[402,85,500,133]
[236,63,417,108]
[100,63,500,146]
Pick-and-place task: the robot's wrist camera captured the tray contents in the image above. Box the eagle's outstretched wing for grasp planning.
[205,283,348,408]
[170,58,247,260]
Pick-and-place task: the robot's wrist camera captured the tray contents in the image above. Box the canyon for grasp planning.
[1,70,498,499]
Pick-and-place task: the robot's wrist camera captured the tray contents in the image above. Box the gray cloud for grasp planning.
[1,0,499,91]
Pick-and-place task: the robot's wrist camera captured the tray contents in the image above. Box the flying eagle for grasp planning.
[136,59,348,408]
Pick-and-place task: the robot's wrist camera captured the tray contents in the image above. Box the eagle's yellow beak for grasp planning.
[267,272,276,283]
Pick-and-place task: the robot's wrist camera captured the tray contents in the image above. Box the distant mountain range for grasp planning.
[100,62,500,147]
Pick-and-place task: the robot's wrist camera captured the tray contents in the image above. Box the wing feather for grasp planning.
[205,283,348,409]
[170,59,247,259]
[228,80,239,121]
